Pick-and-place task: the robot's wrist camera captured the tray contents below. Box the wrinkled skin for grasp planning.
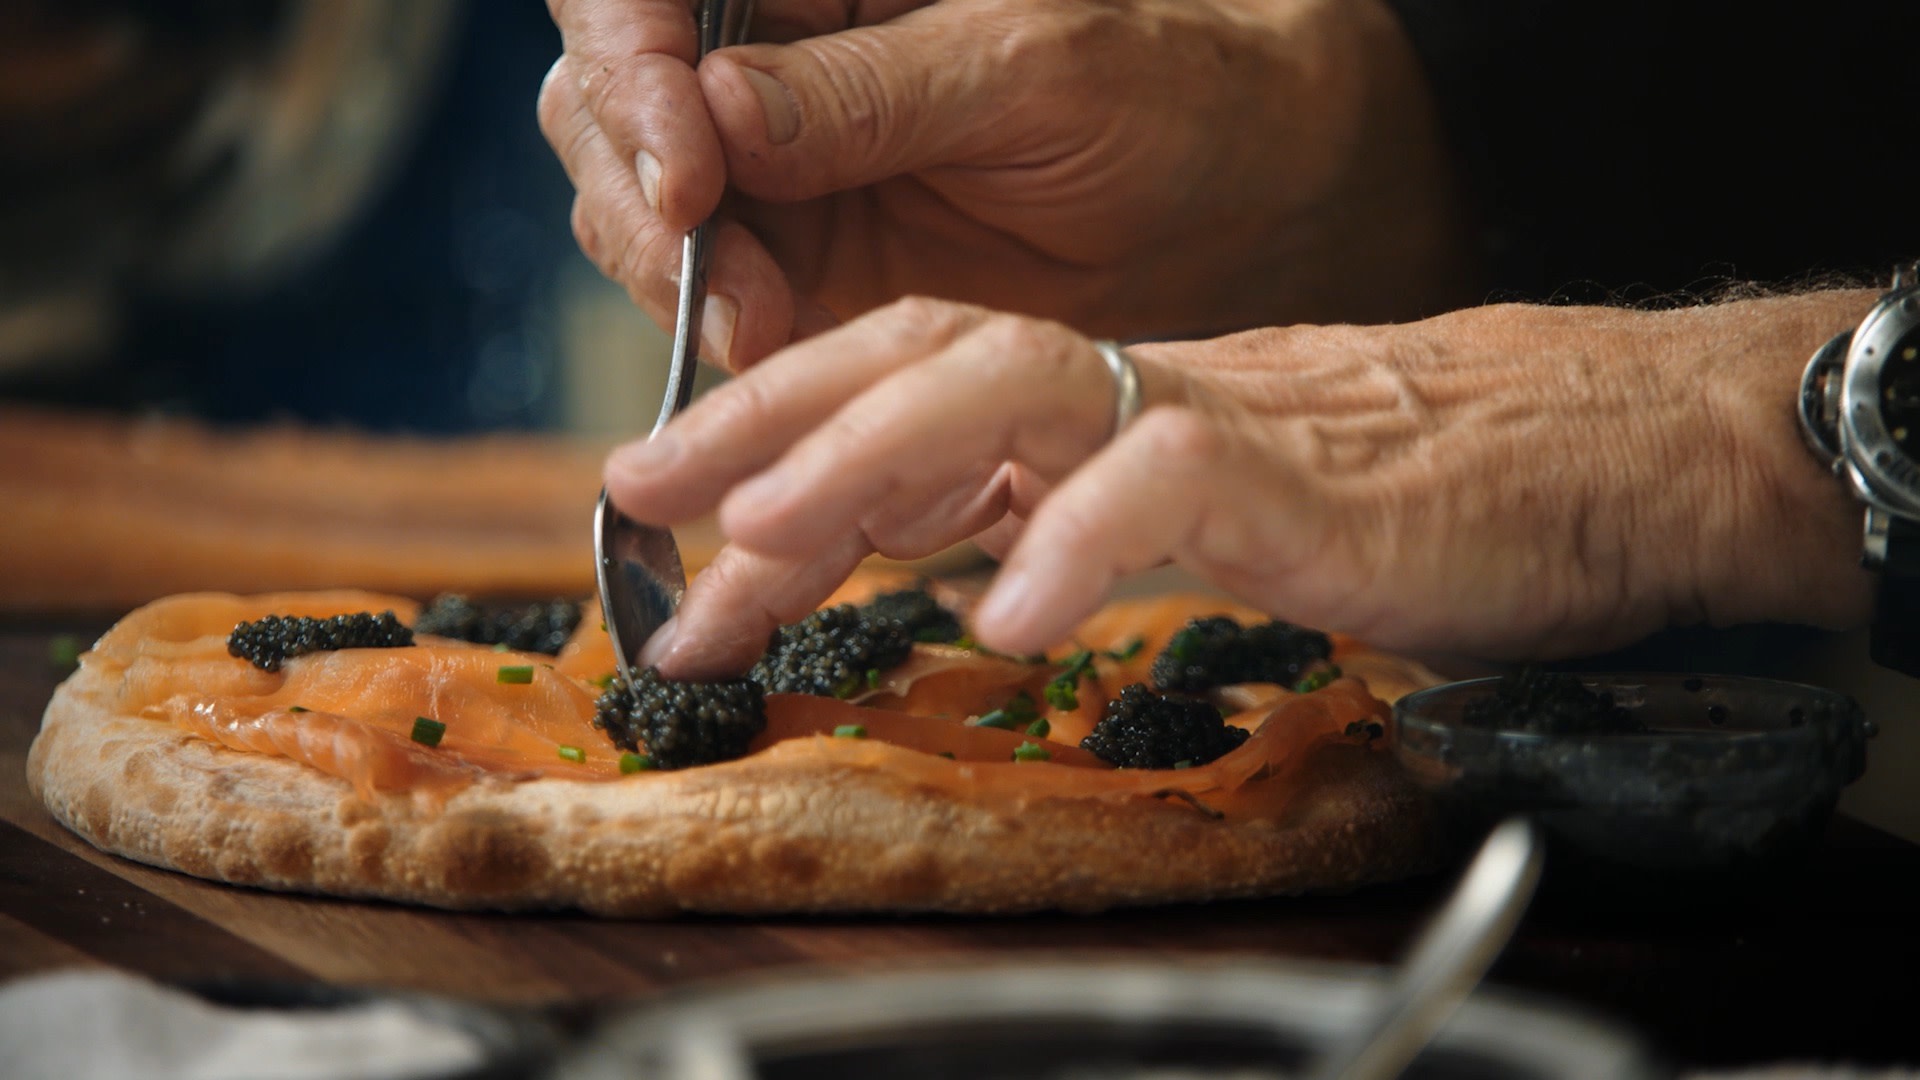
[604,292,1877,677]
[539,0,1877,677]
[537,0,1479,367]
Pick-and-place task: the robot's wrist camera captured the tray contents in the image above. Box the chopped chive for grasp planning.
[496,664,535,684]
[833,724,867,739]
[410,716,446,747]
[1173,760,1195,770]
[948,633,1048,664]
[1024,717,1051,737]
[1044,679,1079,712]
[558,745,586,763]
[1103,637,1145,662]
[865,668,882,689]
[1045,648,1097,711]
[1168,627,1199,662]
[492,642,512,653]
[590,672,616,689]
[1012,741,1051,763]
[48,634,83,671]
[1293,669,1335,694]
[970,691,1039,730]
[619,752,654,774]
[288,705,309,714]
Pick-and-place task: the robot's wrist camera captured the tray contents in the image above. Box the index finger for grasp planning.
[547,0,721,231]
[548,0,697,66]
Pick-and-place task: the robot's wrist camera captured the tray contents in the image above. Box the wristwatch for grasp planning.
[1799,264,1920,676]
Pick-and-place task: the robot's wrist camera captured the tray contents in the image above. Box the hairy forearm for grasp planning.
[1138,290,1881,657]
[1681,289,1879,631]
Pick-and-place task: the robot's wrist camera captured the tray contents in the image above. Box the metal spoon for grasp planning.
[595,0,754,689]
[1304,817,1545,1080]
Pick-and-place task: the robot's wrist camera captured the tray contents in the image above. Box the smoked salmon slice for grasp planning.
[87,584,1390,813]
[172,706,496,800]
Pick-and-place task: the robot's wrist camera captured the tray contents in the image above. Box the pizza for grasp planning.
[26,570,1447,915]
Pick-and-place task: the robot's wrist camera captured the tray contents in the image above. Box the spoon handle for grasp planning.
[653,0,754,435]
[1306,817,1544,1080]
[655,224,711,435]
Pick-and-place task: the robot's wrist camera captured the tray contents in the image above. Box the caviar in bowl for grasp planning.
[1393,672,1873,899]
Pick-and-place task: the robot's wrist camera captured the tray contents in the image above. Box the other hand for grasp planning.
[538,0,1480,369]
[602,292,1876,677]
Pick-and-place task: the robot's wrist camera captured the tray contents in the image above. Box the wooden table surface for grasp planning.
[4,619,1918,1070]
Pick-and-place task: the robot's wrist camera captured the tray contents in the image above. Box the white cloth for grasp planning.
[0,969,487,1080]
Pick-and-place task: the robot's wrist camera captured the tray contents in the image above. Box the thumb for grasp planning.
[699,10,1011,201]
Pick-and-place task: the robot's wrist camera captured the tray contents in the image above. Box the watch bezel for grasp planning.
[1798,329,1850,466]
[1838,285,1920,518]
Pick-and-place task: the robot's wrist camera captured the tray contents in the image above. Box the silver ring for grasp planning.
[1093,339,1142,442]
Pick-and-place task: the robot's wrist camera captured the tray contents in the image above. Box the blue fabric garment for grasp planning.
[118,4,580,434]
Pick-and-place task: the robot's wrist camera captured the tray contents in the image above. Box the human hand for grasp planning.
[538,0,1481,370]
[603,292,1878,678]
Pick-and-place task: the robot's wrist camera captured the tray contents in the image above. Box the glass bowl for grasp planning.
[1393,673,1873,902]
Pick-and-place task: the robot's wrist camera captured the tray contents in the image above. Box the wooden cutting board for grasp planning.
[0,406,984,614]
[4,622,1920,1066]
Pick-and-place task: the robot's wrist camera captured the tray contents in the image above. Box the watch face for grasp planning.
[1877,324,1920,459]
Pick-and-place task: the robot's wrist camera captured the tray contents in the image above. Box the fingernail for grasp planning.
[609,432,682,479]
[700,294,738,365]
[738,66,798,145]
[635,148,663,211]
[637,616,679,669]
[973,567,1034,638]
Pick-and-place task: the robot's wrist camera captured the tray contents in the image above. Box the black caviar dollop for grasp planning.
[862,585,964,644]
[1080,684,1251,770]
[749,604,915,697]
[1149,616,1332,693]
[1460,668,1645,735]
[593,669,767,770]
[227,612,413,672]
[414,594,582,656]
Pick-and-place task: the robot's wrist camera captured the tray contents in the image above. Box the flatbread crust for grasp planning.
[29,653,1443,916]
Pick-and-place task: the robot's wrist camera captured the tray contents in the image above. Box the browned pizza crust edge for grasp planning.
[28,661,1445,916]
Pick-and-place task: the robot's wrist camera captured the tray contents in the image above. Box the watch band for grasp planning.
[1872,516,1920,676]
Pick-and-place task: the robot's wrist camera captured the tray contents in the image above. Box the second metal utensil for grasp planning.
[1304,817,1545,1080]
[594,0,754,689]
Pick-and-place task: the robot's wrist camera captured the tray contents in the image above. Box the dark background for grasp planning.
[4,2,581,434]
